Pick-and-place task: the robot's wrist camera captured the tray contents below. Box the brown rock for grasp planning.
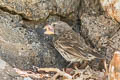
[100,0,120,22]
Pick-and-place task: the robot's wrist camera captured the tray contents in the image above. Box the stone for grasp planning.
[0,9,67,70]
[0,57,23,80]
[81,13,120,59]
[0,0,81,21]
[100,0,120,22]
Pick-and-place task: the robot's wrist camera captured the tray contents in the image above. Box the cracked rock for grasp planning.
[0,0,81,21]
[0,10,67,70]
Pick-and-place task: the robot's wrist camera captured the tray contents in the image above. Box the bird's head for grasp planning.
[44,21,72,36]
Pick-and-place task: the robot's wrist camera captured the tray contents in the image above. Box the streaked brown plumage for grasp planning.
[44,21,103,63]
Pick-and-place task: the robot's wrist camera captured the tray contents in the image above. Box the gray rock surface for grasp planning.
[81,13,120,61]
[0,57,23,80]
[0,10,67,70]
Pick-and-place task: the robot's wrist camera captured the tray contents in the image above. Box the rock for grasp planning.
[24,77,33,80]
[83,0,103,15]
[81,13,120,58]
[106,29,120,59]
[100,0,120,22]
[0,9,67,70]
[0,57,23,80]
[0,0,81,21]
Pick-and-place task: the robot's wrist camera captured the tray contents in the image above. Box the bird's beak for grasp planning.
[43,25,54,35]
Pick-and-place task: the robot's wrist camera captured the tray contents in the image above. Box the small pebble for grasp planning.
[24,77,33,80]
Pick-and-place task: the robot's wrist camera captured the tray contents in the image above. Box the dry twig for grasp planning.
[37,68,73,80]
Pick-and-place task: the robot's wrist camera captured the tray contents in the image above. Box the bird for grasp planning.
[43,21,104,63]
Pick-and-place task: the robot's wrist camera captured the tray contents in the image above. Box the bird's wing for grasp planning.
[54,30,103,60]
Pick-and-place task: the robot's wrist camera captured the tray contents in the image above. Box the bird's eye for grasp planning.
[53,24,56,27]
